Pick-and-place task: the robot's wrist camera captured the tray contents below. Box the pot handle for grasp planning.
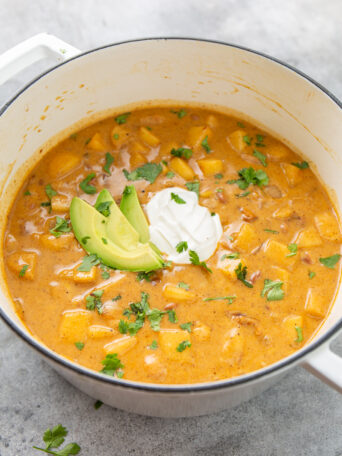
[0,33,80,85]
[303,343,342,393]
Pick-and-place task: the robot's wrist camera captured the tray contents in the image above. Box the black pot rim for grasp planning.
[0,37,341,394]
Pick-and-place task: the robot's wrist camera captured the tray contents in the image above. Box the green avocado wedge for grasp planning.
[120,185,150,243]
[70,197,164,272]
[94,189,140,251]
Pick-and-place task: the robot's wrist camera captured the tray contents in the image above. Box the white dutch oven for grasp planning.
[0,34,341,417]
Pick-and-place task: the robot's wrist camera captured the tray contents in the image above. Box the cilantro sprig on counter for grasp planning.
[33,424,80,455]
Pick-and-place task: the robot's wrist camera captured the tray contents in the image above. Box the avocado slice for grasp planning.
[70,197,164,271]
[120,185,150,243]
[94,189,140,251]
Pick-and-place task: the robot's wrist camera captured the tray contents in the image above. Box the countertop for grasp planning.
[0,0,341,454]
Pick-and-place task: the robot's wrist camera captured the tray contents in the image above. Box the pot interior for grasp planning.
[0,38,341,364]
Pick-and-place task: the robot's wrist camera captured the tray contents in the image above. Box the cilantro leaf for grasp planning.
[243,135,252,145]
[176,340,191,352]
[286,243,298,257]
[80,173,97,194]
[178,281,189,290]
[291,161,309,169]
[123,163,162,184]
[176,241,188,253]
[264,228,279,234]
[74,342,84,351]
[95,200,113,217]
[237,121,245,128]
[189,250,212,273]
[100,353,124,376]
[214,173,223,179]
[180,322,192,333]
[319,254,341,269]
[308,270,316,279]
[149,340,158,349]
[50,216,71,238]
[171,108,187,119]
[86,289,104,314]
[147,308,165,331]
[253,149,267,167]
[261,279,284,301]
[227,167,269,189]
[103,152,114,175]
[203,296,236,304]
[171,147,193,159]
[166,171,175,178]
[43,424,67,449]
[295,326,303,343]
[115,112,131,124]
[221,252,239,260]
[185,181,200,196]
[19,264,29,277]
[167,309,178,323]
[78,254,101,271]
[24,189,31,196]
[235,263,253,288]
[201,135,211,153]
[171,192,186,204]
[45,184,58,200]
[235,191,250,198]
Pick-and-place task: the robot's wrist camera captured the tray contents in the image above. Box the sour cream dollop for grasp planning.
[145,187,223,264]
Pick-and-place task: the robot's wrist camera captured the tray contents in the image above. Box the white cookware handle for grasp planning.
[303,343,342,393]
[0,33,80,85]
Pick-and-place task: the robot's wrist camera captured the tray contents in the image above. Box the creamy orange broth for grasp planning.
[3,106,341,384]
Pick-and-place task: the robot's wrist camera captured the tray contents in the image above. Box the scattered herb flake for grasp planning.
[227,167,269,189]
[189,250,212,273]
[80,172,97,194]
[69,133,77,140]
[203,295,236,304]
[264,228,279,234]
[243,135,252,145]
[235,191,250,198]
[24,190,31,196]
[319,254,341,269]
[176,241,188,253]
[166,171,175,178]
[201,135,211,153]
[115,112,131,124]
[103,152,114,175]
[81,236,91,245]
[176,340,191,352]
[112,295,122,301]
[50,216,71,238]
[149,340,158,350]
[253,149,267,167]
[19,264,29,277]
[45,184,57,200]
[237,121,245,128]
[123,163,162,184]
[113,133,119,140]
[256,134,264,143]
[178,281,189,290]
[286,243,298,257]
[291,161,309,169]
[136,271,155,282]
[235,263,253,288]
[100,353,124,377]
[214,173,223,179]
[261,279,284,301]
[74,342,84,351]
[86,289,104,314]
[167,309,178,323]
[308,270,316,279]
[171,147,193,159]
[95,200,112,217]
[78,254,100,272]
[185,181,200,196]
[295,326,303,343]
[180,322,192,333]
[85,137,91,145]
[171,192,186,204]
[171,108,187,119]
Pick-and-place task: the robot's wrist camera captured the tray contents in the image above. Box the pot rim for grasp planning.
[0,36,341,393]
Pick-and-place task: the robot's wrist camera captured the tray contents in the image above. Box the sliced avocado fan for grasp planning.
[70,189,163,272]
[120,185,150,243]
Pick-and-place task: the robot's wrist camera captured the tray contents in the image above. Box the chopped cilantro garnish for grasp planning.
[86,290,104,314]
[85,137,91,145]
[286,243,298,257]
[103,152,114,175]
[201,135,211,153]
[189,250,212,273]
[180,322,192,333]
[149,340,158,350]
[291,161,309,169]
[100,264,110,279]
[178,281,189,290]
[24,190,31,196]
[235,263,253,288]
[176,340,191,352]
[319,254,341,269]
[167,309,178,323]
[101,237,108,244]
[136,271,155,282]
[256,134,264,143]
[226,252,240,259]
[185,181,200,196]
[214,173,223,179]
[41,201,51,207]
[171,147,193,159]
[123,163,162,184]
[171,108,187,118]
[176,241,188,253]
[70,133,77,140]
[78,254,100,271]
[74,342,84,350]
[112,294,122,301]
[171,192,186,204]
[32,424,81,455]
[80,173,97,194]
[253,149,267,167]
[19,264,29,277]
[235,191,250,198]
[227,167,269,189]
[50,216,71,238]
[95,200,112,217]
[94,400,103,410]
[113,133,119,140]
[166,171,175,178]
[203,295,236,304]
[264,228,279,234]
[100,353,124,377]
[308,270,316,279]
[237,121,245,128]
[261,279,284,301]
[81,236,91,245]
[115,112,131,124]
[295,326,303,343]
[243,135,252,145]
[45,183,57,200]
[216,188,223,193]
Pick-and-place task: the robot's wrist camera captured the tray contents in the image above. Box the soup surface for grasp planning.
[3,106,342,384]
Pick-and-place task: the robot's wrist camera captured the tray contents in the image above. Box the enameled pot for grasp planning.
[0,35,341,417]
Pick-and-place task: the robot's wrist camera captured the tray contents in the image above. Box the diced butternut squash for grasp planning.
[170,157,195,180]
[59,309,91,343]
[263,239,297,269]
[193,321,211,341]
[130,151,147,168]
[266,143,289,161]
[159,329,191,360]
[221,326,245,361]
[104,336,137,355]
[198,159,223,177]
[227,129,247,152]
[273,205,294,219]
[40,232,74,251]
[7,251,37,280]
[48,152,80,178]
[139,126,160,147]
[233,223,259,252]
[88,325,114,339]
[270,266,289,293]
[305,289,325,318]
[88,132,106,151]
[111,125,129,148]
[218,258,243,281]
[163,284,195,301]
[315,212,341,241]
[73,266,98,283]
[281,163,302,187]
[283,315,303,343]
[51,194,70,213]
[295,226,322,248]
[187,126,212,149]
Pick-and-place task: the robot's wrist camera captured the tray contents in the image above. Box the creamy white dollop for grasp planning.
[145,187,223,264]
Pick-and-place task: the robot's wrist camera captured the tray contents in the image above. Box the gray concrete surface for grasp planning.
[0,0,341,454]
